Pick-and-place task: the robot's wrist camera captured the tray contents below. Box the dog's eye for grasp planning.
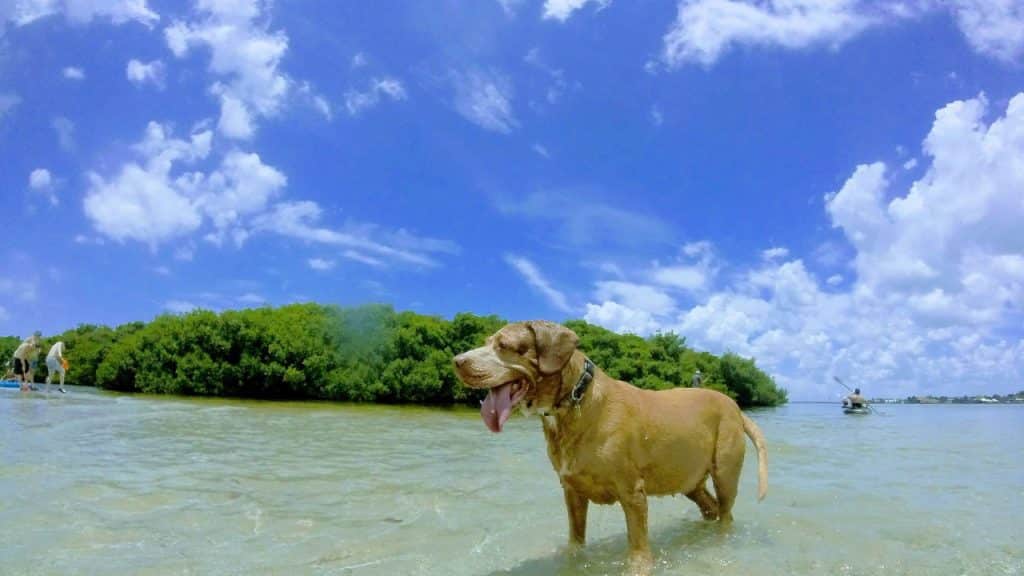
[496,339,509,350]
[516,342,529,354]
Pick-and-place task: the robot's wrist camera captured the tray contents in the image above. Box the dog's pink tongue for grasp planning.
[481,382,513,433]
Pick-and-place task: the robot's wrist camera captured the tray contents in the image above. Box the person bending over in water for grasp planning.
[12,333,40,391]
[45,340,68,393]
[844,388,867,408]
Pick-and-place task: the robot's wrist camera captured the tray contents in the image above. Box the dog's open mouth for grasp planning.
[480,379,528,433]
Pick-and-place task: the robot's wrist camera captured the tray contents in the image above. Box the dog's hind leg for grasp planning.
[685,478,719,520]
[711,421,745,523]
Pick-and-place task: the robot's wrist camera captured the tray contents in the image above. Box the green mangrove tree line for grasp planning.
[4,304,787,407]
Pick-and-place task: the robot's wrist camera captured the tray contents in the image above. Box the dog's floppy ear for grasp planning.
[527,321,579,375]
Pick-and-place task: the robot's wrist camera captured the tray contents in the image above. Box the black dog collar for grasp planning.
[570,358,595,406]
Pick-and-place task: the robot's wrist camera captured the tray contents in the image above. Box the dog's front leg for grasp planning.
[563,486,589,549]
[620,485,652,574]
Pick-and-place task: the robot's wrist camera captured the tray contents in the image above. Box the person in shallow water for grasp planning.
[45,340,68,393]
[11,333,41,391]
[844,388,867,408]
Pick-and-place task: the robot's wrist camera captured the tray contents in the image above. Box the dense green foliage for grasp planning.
[8,304,786,407]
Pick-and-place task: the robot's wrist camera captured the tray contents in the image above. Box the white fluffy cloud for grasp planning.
[651,264,709,292]
[307,257,335,271]
[951,0,1024,62]
[662,0,874,67]
[579,93,1024,399]
[11,0,158,27]
[189,149,288,247]
[84,122,211,245]
[165,0,289,140]
[82,118,447,269]
[595,280,676,316]
[126,59,165,88]
[62,66,85,79]
[28,168,52,189]
[762,246,790,260]
[543,0,609,21]
[827,93,1024,324]
[345,77,406,116]
[80,113,455,266]
[28,168,58,205]
[497,0,525,16]
[660,0,1024,66]
[82,121,295,249]
[451,69,517,134]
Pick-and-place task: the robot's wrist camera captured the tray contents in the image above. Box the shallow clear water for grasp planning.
[2,388,1022,575]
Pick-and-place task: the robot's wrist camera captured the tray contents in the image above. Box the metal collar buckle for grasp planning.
[570,358,594,406]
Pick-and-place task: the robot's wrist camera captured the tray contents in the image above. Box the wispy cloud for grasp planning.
[451,69,517,133]
[505,255,573,313]
[0,277,38,302]
[497,189,673,249]
[165,300,198,314]
[345,77,406,116]
[52,116,75,151]
[0,92,20,120]
[251,201,458,269]
[650,104,664,126]
[308,258,335,271]
[238,292,266,304]
[342,250,385,268]
[543,0,610,21]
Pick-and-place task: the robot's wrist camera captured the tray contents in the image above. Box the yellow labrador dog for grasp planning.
[453,321,767,572]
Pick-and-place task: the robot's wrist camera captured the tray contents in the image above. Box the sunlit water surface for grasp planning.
[2,388,1022,575]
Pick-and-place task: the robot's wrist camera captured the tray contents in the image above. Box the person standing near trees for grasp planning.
[691,369,703,388]
[45,340,68,393]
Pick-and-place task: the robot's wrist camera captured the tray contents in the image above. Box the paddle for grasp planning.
[834,376,884,415]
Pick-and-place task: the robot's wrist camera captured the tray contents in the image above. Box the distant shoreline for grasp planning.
[790,399,1024,405]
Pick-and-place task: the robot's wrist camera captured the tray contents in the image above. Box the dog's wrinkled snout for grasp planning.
[453,354,468,371]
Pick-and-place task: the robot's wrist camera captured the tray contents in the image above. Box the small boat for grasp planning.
[1,380,38,391]
[843,406,871,415]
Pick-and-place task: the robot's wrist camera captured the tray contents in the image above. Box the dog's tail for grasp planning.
[741,413,768,501]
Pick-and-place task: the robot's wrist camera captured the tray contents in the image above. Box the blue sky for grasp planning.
[1,0,1023,399]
